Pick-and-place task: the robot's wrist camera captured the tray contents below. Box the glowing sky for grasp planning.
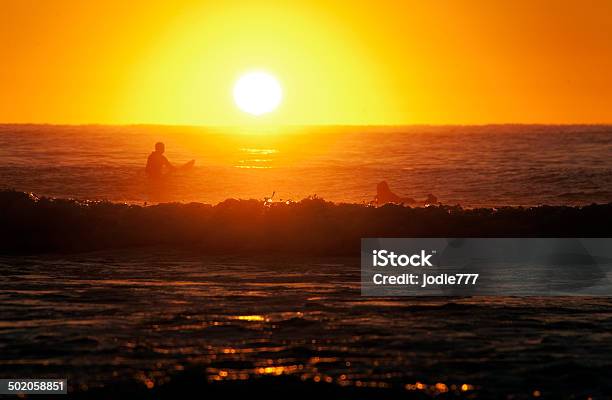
[1,0,612,125]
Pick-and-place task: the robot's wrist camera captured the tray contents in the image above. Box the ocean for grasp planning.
[2,251,612,398]
[1,124,611,206]
[2,124,612,398]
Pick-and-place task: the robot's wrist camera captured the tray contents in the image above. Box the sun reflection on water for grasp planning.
[235,147,278,169]
[232,315,267,322]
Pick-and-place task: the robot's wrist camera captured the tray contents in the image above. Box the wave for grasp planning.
[1,190,611,255]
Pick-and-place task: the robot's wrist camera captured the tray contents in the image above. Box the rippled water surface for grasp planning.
[2,251,612,398]
[1,124,612,206]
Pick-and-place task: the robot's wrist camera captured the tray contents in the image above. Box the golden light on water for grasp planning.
[203,341,476,395]
[232,315,267,322]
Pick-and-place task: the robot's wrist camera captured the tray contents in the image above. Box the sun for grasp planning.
[233,71,283,116]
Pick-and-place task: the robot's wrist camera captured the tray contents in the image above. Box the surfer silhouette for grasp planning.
[145,142,195,203]
[375,181,416,205]
[146,142,175,180]
[374,181,437,206]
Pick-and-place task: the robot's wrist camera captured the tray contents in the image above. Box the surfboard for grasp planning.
[177,160,195,171]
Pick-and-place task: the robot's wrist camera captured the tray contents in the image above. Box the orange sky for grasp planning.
[1,0,612,125]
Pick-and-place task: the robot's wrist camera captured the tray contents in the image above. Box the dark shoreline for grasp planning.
[2,190,612,255]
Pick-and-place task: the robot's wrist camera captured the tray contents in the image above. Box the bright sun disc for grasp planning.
[233,71,282,116]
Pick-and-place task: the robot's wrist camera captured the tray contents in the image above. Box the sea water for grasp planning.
[1,251,612,397]
[1,124,611,206]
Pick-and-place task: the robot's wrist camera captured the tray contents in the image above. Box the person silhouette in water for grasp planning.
[375,181,416,205]
[146,142,175,179]
[374,181,438,206]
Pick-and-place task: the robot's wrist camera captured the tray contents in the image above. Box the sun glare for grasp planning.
[233,71,283,116]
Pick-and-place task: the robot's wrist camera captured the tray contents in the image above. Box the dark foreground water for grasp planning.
[1,250,612,398]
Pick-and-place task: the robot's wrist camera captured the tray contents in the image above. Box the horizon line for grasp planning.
[2,122,612,129]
